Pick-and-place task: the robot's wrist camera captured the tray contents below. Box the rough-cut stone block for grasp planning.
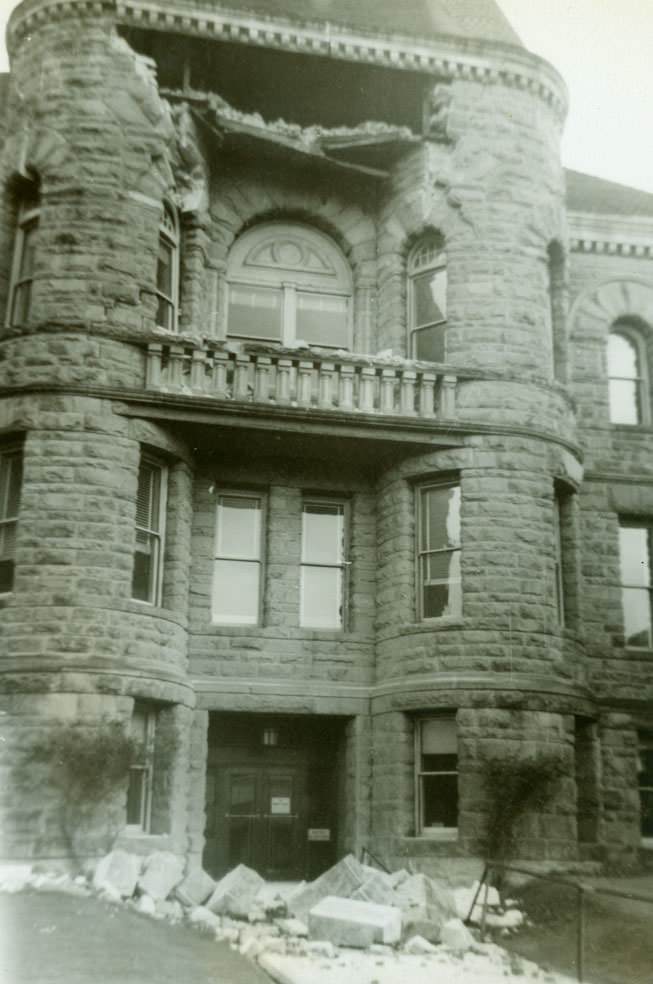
[440,917,475,951]
[308,895,402,948]
[175,868,216,907]
[188,905,221,933]
[404,934,437,954]
[276,917,308,938]
[206,863,265,919]
[396,873,457,943]
[93,850,141,898]
[288,854,365,922]
[138,851,185,901]
[351,868,399,907]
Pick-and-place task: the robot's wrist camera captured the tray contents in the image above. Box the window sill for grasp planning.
[417,828,458,842]
[388,618,464,637]
[641,838,653,850]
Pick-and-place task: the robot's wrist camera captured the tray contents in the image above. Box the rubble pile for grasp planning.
[0,852,544,982]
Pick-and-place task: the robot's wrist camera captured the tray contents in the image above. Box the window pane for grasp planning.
[422,718,457,755]
[296,293,349,348]
[4,454,22,518]
[228,285,282,340]
[126,767,146,825]
[217,496,261,559]
[213,559,260,624]
[413,268,446,328]
[639,743,653,786]
[608,332,638,377]
[0,559,14,593]
[619,527,650,586]
[422,773,458,828]
[229,775,257,815]
[301,566,342,628]
[414,324,445,362]
[421,486,460,551]
[641,789,653,837]
[621,587,652,648]
[157,239,173,296]
[156,295,174,330]
[12,282,32,325]
[422,551,461,618]
[136,463,161,532]
[132,532,158,602]
[19,221,38,279]
[302,503,343,564]
[129,705,149,746]
[609,379,640,424]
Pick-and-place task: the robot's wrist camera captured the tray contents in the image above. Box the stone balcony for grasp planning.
[144,341,458,424]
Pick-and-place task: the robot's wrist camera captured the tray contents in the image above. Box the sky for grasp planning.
[0,0,651,193]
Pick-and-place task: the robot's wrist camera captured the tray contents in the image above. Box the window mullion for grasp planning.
[283,283,296,345]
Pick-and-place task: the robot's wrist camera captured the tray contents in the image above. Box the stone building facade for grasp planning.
[0,0,651,877]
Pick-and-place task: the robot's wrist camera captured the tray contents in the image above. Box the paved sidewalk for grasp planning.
[0,890,270,984]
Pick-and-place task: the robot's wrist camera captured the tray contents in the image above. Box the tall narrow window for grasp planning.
[155,203,179,331]
[226,223,352,349]
[212,493,263,624]
[618,521,652,649]
[132,458,166,605]
[416,716,458,835]
[408,235,447,362]
[639,733,653,841]
[126,701,157,832]
[608,326,646,424]
[300,500,347,629]
[0,445,23,594]
[554,491,566,626]
[416,481,461,620]
[8,197,39,327]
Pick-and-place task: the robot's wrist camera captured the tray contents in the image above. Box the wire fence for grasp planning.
[468,861,653,984]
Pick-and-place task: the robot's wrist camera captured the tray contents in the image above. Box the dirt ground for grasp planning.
[0,890,270,984]
[500,875,653,984]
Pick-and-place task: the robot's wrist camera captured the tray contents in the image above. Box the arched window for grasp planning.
[408,234,446,362]
[156,203,180,331]
[607,323,648,424]
[226,222,352,349]
[7,192,40,327]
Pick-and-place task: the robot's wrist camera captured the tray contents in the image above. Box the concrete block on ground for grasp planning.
[288,854,365,923]
[440,917,475,951]
[93,850,141,898]
[308,895,402,948]
[206,863,265,919]
[138,851,185,901]
[175,868,216,907]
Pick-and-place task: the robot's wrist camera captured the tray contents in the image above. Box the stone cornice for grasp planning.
[569,211,653,258]
[7,0,568,119]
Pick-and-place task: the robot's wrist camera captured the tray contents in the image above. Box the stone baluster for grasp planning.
[254,355,272,403]
[338,364,355,411]
[190,349,206,391]
[146,344,163,389]
[419,371,436,418]
[380,368,396,414]
[297,361,314,407]
[276,358,293,403]
[318,362,336,408]
[169,345,186,389]
[234,354,251,400]
[213,350,230,396]
[439,373,457,418]
[400,369,417,415]
[359,366,376,412]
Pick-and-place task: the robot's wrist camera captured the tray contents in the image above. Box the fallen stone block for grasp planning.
[404,934,437,955]
[441,917,474,952]
[0,864,32,893]
[308,895,402,948]
[93,850,141,898]
[351,867,399,907]
[156,898,184,922]
[389,869,410,890]
[396,873,457,942]
[138,851,185,902]
[188,905,221,934]
[215,926,240,944]
[175,868,215,907]
[136,893,156,916]
[206,863,265,919]
[304,940,337,958]
[288,854,365,922]
[276,917,308,937]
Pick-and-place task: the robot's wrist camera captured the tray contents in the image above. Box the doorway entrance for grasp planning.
[203,713,346,880]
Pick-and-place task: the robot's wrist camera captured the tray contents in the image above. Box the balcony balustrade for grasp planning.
[145,342,457,421]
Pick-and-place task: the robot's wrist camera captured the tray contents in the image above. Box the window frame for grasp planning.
[131,455,167,608]
[155,202,180,332]
[414,714,458,838]
[407,236,447,362]
[125,701,157,834]
[639,731,653,845]
[618,518,653,650]
[225,223,353,350]
[415,478,462,622]
[211,490,265,626]
[554,490,566,627]
[7,199,40,328]
[607,324,649,426]
[299,496,349,631]
[0,443,23,596]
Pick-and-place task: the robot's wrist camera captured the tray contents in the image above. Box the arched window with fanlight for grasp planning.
[226,222,352,350]
[155,202,180,331]
[607,322,648,425]
[408,234,447,362]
